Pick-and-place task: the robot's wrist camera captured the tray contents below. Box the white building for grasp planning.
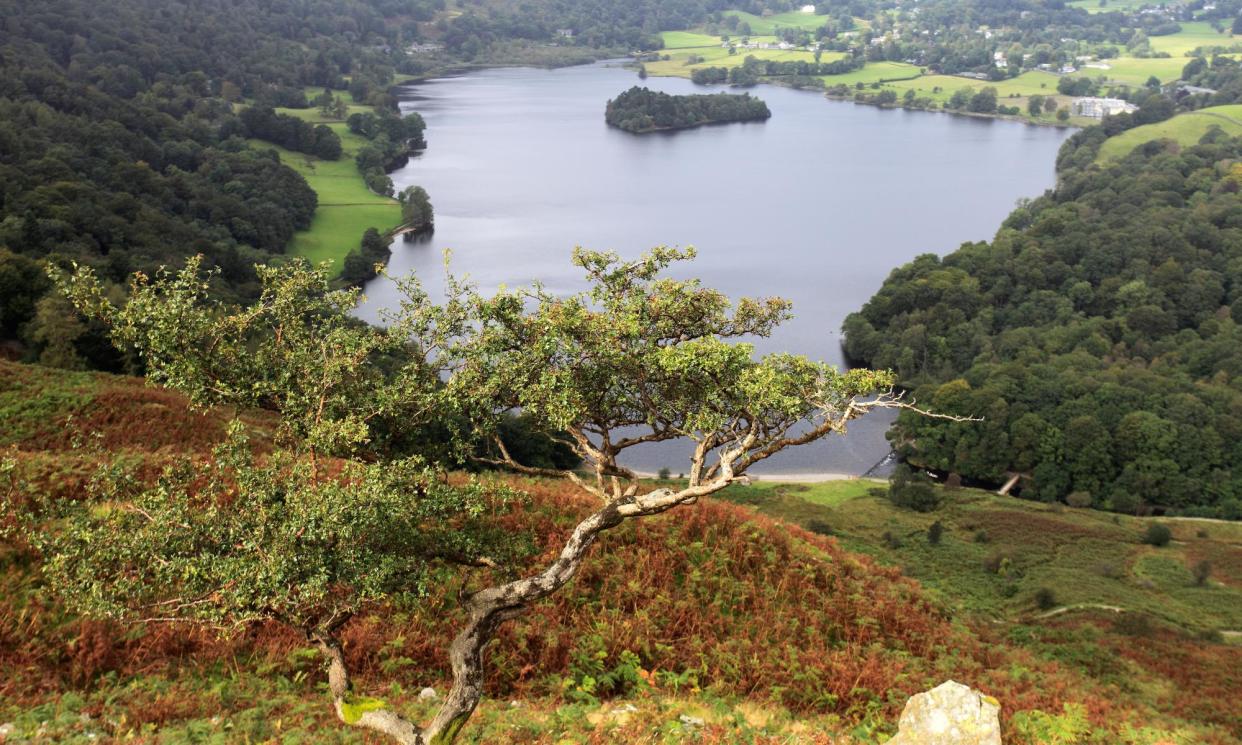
[1072,97,1138,118]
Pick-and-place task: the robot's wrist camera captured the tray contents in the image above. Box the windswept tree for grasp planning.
[30,247,930,744]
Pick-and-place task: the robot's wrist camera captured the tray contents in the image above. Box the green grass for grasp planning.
[1148,21,1238,56]
[1093,55,1195,86]
[250,108,403,274]
[1096,104,1242,162]
[721,9,831,35]
[659,30,725,49]
[1068,0,1162,13]
[646,35,846,78]
[715,480,1242,635]
[877,70,1063,102]
[817,61,923,86]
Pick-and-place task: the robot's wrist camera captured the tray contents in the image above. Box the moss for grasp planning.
[340,696,387,724]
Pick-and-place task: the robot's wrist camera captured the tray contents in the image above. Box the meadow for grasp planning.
[243,84,419,275]
[721,9,842,35]
[1096,104,1242,161]
[645,33,848,78]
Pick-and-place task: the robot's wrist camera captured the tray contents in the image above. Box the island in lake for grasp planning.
[605,85,771,134]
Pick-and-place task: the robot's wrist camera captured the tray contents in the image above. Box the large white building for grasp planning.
[1071,97,1138,118]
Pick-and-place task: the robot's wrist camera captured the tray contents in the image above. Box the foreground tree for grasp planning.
[29,248,925,744]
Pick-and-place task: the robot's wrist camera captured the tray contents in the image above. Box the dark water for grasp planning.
[357,62,1072,476]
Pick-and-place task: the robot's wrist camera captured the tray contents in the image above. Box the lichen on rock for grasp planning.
[886,680,1002,745]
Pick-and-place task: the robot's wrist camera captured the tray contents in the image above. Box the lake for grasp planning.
[357,62,1073,476]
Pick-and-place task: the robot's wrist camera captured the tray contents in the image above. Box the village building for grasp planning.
[1071,96,1139,118]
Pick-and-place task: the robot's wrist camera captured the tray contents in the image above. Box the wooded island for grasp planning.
[605,86,771,133]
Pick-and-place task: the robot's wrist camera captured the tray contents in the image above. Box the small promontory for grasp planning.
[605,86,771,133]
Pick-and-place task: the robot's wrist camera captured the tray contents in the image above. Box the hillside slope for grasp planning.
[2,360,1240,743]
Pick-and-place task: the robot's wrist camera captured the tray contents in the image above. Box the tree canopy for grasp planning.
[27,248,899,743]
[844,133,1242,518]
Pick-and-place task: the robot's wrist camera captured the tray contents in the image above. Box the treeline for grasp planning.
[843,130,1242,519]
[605,86,770,133]
[0,0,429,369]
[235,107,343,160]
[349,110,428,196]
[691,55,864,85]
[340,186,434,286]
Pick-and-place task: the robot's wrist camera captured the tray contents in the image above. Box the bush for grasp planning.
[805,519,833,536]
[1034,587,1057,610]
[1142,523,1172,547]
[983,551,1011,575]
[657,467,671,480]
[1191,560,1212,587]
[927,520,944,545]
[881,530,903,549]
[973,529,990,543]
[1065,491,1093,508]
[888,464,941,512]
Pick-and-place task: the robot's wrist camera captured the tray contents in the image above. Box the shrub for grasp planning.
[983,551,1011,575]
[1142,523,1172,547]
[1065,491,1092,508]
[881,530,903,549]
[1114,612,1153,637]
[927,520,944,545]
[805,519,833,536]
[944,472,962,490]
[973,529,990,543]
[1191,560,1212,587]
[888,464,940,513]
[657,467,671,480]
[1034,587,1057,610]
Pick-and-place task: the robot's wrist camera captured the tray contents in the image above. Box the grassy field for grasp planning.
[1148,21,1238,56]
[718,479,1242,635]
[1092,55,1196,86]
[1068,0,1157,12]
[1097,104,1242,161]
[646,34,847,78]
[817,61,923,86]
[878,70,1063,102]
[252,105,403,274]
[721,9,834,35]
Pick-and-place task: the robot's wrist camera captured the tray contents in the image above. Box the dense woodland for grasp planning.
[605,86,770,132]
[844,129,1242,519]
[0,0,434,368]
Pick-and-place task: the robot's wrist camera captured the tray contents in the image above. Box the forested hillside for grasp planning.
[844,131,1242,518]
[0,0,436,367]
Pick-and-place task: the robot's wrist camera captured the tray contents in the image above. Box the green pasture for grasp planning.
[722,9,829,35]
[646,36,847,78]
[818,61,923,87]
[873,70,1066,110]
[1148,21,1237,56]
[251,110,402,273]
[1089,55,1190,86]
[1097,104,1242,162]
[660,30,727,49]
[717,479,1242,633]
[1068,0,1161,13]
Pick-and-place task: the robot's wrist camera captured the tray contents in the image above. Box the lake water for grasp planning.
[358,62,1073,476]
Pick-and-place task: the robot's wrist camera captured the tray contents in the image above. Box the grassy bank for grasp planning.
[246,85,417,275]
[1097,104,1242,162]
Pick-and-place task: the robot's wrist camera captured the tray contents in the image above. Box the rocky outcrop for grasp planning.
[886,680,1002,745]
